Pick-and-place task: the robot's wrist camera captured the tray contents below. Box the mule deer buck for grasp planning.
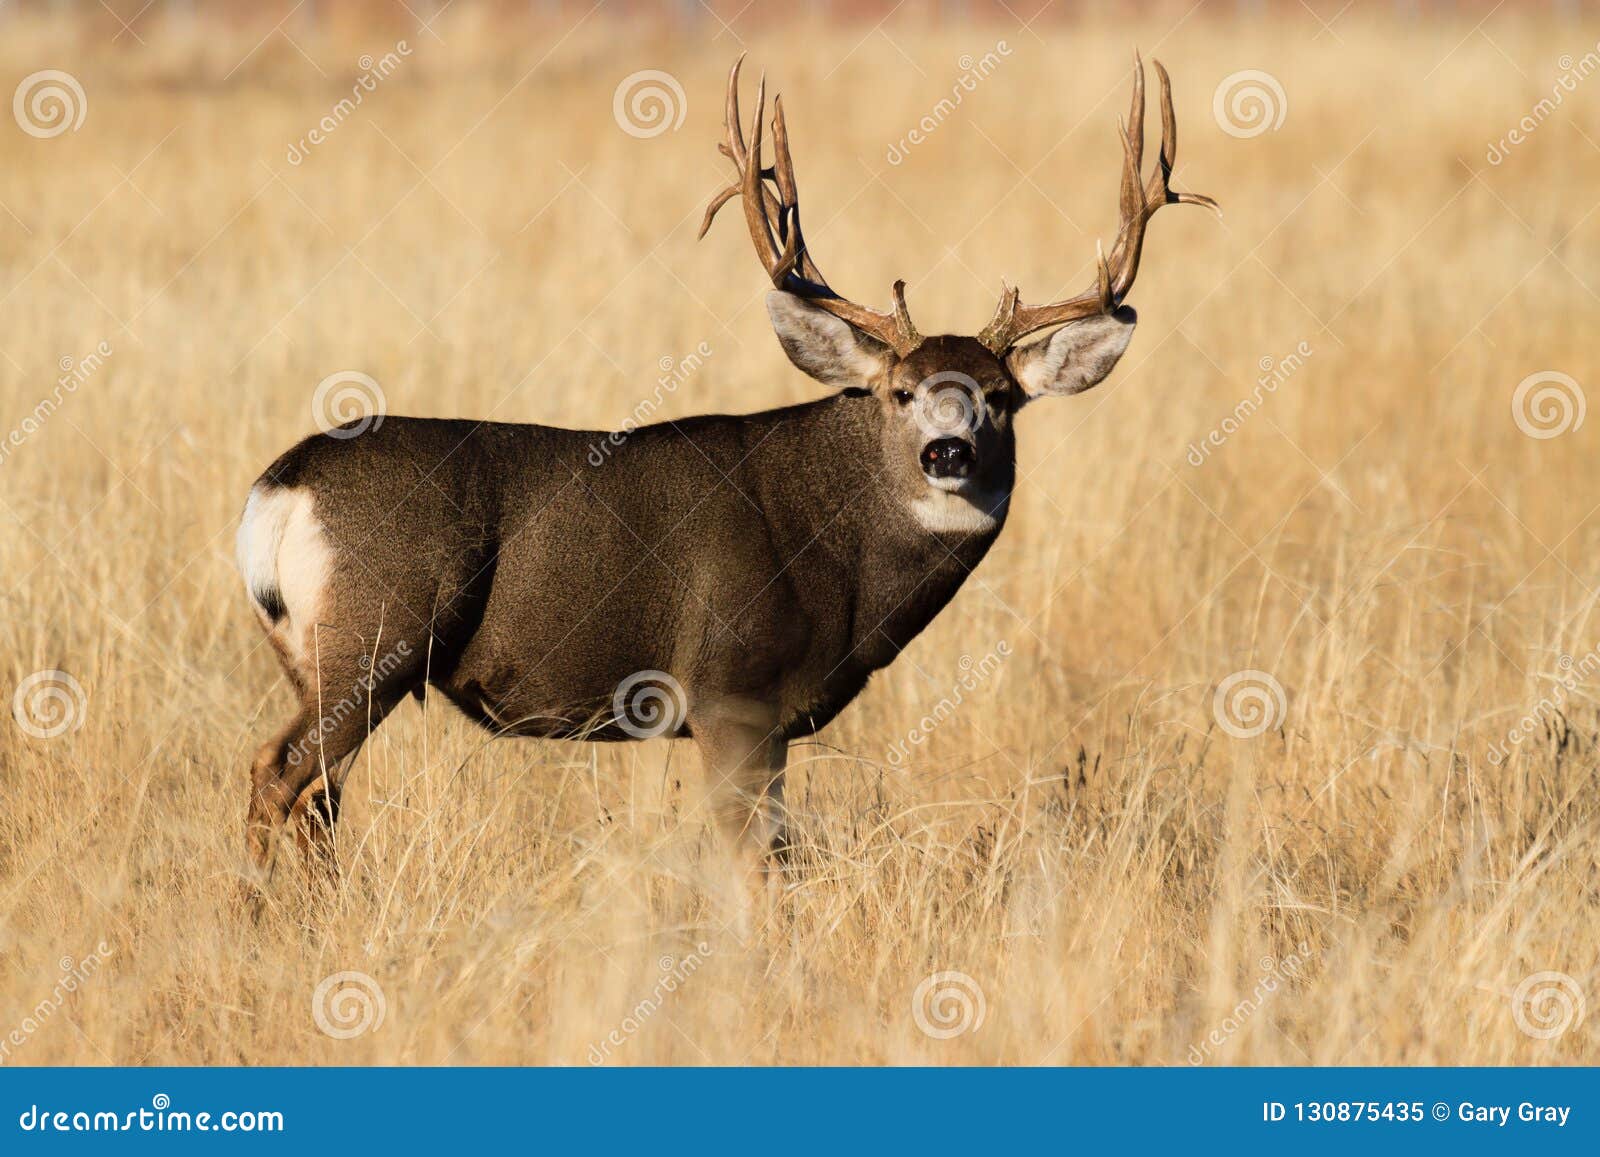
[237,54,1214,879]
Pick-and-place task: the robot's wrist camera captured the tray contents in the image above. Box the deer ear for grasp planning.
[767,291,896,388]
[1005,307,1136,399]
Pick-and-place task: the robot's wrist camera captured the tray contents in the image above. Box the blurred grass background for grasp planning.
[0,0,1597,1063]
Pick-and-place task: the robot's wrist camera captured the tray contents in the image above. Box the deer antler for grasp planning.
[699,56,922,357]
[977,53,1218,355]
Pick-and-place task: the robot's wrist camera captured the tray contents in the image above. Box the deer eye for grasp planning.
[891,388,913,406]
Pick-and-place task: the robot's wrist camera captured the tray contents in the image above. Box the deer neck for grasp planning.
[742,392,1011,666]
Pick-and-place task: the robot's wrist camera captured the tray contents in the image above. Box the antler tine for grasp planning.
[700,56,750,240]
[698,186,739,239]
[770,97,797,216]
[700,179,786,244]
[1156,59,1218,215]
[1107,52,1154,303]
[741,71,782,272]
[1108,57,1220,301]
[1153,57,1175,183]
[979,53,1218,354]
[744,83,804,286]
[699,55,784,242]
[771,95,825,284]
[724,54,747,168]
[1121,51,1145,223]
[699,57,922,357]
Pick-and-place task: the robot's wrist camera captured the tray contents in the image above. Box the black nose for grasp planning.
[922,438,975,479]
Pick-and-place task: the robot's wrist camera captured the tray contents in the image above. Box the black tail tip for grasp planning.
[253,584,287,624]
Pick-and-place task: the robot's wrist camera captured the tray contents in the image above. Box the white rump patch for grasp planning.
[235,485,333,662]
[909,483,1009,535]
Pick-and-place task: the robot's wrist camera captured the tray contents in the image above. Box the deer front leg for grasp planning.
[691,696,789,868]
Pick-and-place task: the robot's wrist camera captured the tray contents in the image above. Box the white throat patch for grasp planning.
[909,484,1009,535]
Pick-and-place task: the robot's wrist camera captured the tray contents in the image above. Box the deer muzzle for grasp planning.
[921,437,976,483]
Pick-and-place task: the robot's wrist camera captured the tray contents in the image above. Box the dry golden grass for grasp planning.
[1,2,1597,1065]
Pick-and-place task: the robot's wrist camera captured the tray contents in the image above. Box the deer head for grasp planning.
[700,54,1217,527]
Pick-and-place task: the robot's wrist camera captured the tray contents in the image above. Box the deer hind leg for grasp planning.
[239,482,423,883]
[247,674,406,883]
[247,709,351,886]
[288,752,351,881]
[247,706,313,876]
